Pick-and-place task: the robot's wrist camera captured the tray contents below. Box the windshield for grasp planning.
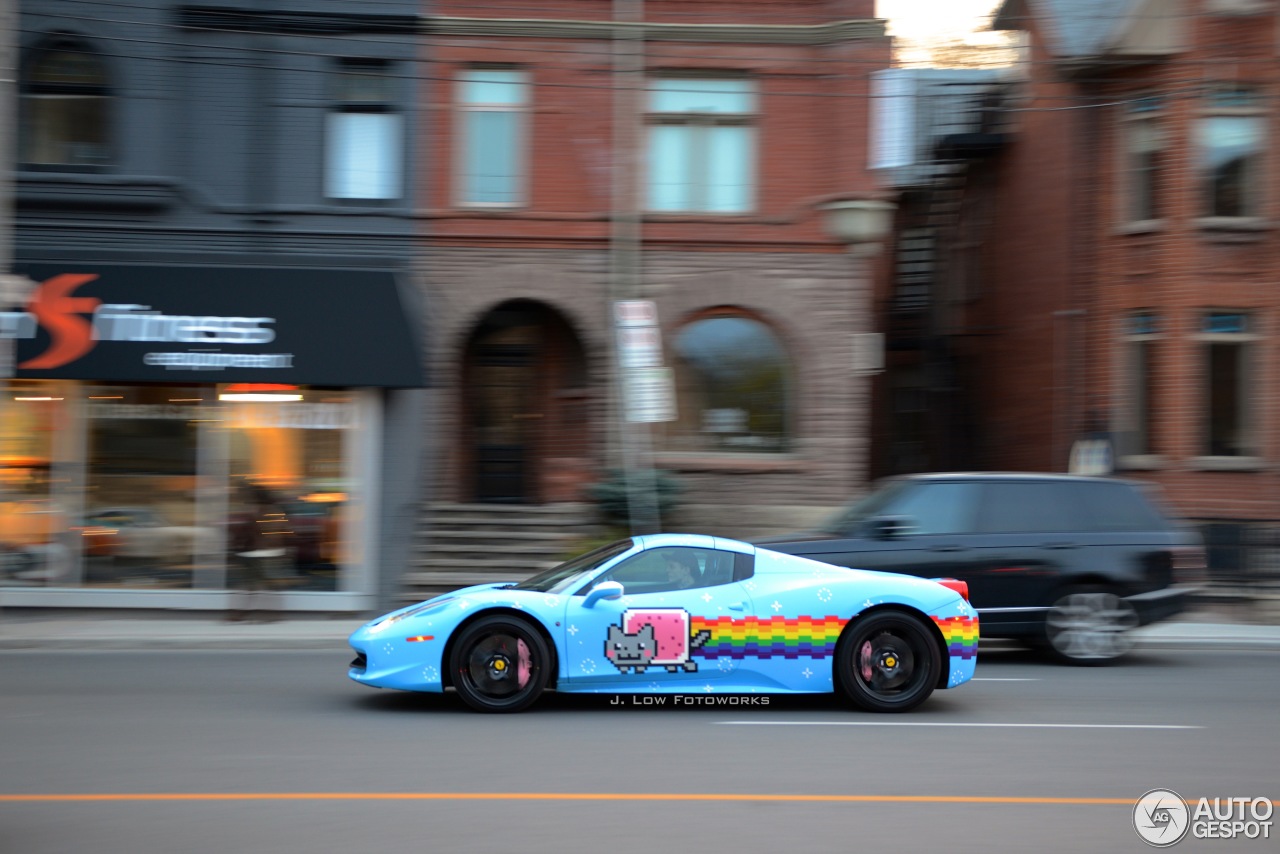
[818,479,913,535]
[511,538,635,594]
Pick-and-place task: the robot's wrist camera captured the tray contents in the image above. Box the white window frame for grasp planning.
[324,61,403,201]
[1121,95,1165,226]
[20,40,113,169]
[1193,311,1260,465]
[645,77,756,214]
[1196,86,1266,223]
[1116,311,1162,466]
[456,68,528,208]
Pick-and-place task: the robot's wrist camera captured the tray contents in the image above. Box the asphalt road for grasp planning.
[1,646,1277,854]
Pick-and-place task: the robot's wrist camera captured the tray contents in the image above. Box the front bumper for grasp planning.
[347,629,447,692]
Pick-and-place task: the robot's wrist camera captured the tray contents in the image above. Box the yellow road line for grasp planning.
[3,793,1274,805]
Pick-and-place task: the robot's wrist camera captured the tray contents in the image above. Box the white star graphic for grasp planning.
[771,600,783,612]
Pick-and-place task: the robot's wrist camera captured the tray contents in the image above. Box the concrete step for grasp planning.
[411,556,560,571]
[403,502,602,602]
[402,569,539,588]
[415,530,577,543]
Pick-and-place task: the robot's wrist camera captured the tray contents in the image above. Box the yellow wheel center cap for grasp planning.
[494,659,506,671]
[884,656,896,668]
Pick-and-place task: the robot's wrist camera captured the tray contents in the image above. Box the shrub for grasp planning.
[585,467,682,528]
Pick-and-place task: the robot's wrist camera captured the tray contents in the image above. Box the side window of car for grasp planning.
[1071,482,1168,532]
[883,482,980,535]
[975,482,1087,533]
[594,547,738,594]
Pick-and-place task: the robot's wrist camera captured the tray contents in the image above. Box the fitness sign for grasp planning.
[0,273,287,372]
[0,265,424,388]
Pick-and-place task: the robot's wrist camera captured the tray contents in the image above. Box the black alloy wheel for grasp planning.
[835,610,940,713]
[450,615,552,713]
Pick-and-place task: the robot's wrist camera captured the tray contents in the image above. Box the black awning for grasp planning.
[5,264,426,388]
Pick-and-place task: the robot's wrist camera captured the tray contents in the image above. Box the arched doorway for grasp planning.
[461,300,591,503]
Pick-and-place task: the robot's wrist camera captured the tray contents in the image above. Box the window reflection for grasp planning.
[20,43,112,167]
[0,381,355,593]
[1198,88,1264,218]
[0,381,68,585]
[666,314,790,453]
[225,391,353,592]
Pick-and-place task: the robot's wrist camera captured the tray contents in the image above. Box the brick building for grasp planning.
[416,0,892,541]
[885,0,1280,574]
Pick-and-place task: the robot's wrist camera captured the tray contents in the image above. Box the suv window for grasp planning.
[975,482,1088,533]
[884,481,978,535]
[821,479,980,536]
[1071,481,1168,531]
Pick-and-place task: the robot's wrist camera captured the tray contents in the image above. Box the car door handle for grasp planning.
[930,545,966,553]
[1042,542,1078,550]
[728,602,745,611]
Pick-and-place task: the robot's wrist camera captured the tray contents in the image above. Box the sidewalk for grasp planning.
[1,604,1278,652]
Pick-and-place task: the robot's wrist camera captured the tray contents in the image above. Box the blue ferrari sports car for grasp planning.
[348,533,978,713]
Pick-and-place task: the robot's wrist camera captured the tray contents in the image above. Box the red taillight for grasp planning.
[933,577,969,602]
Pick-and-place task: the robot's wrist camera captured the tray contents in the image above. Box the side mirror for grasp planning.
[583,580,624,608]
[866,516,911,540]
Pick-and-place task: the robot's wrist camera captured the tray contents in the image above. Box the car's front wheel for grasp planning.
[835,610,940,713]
[450,615,551,713]
[1043,586,1139,665]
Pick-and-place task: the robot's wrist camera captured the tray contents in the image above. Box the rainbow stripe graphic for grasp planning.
[691,615,849,660]
[932,615,979,660]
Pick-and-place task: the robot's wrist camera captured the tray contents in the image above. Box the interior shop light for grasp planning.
[218,383,303,402]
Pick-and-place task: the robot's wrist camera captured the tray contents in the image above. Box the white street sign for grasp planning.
[618,325,662,369]
[614,300,658,328]
[625,367,676,423]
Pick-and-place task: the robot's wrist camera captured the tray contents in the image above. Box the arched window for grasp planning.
[21,39,112,168]
[666,312,791,453]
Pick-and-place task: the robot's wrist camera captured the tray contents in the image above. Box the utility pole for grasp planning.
[0,0,19,378]
[608,0,662,535]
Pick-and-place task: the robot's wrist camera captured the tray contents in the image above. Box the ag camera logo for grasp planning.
[1134,789,1275,845]
[1133,789,1190,847]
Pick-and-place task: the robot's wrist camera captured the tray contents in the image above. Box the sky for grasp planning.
[878,0,1003,43]
[877,0,1010,66]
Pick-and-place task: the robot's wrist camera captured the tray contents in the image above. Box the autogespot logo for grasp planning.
[1134,788,1191,847]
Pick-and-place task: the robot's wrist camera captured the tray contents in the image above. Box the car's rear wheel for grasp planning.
[1042,585,1138,665]
[835,610,940,713]
[450,615,551,713]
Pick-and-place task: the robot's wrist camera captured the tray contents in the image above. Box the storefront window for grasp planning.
[0,380,68,585]
[1,381,357,595]
[222,386,355,593]
[83,385,209,587]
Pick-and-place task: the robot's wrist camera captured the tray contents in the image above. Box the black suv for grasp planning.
[757,473,1206,663]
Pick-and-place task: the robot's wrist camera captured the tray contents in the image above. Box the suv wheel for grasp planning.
[1043,586,1139,665]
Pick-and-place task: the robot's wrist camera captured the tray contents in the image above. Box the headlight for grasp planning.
[369,598,455,632]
